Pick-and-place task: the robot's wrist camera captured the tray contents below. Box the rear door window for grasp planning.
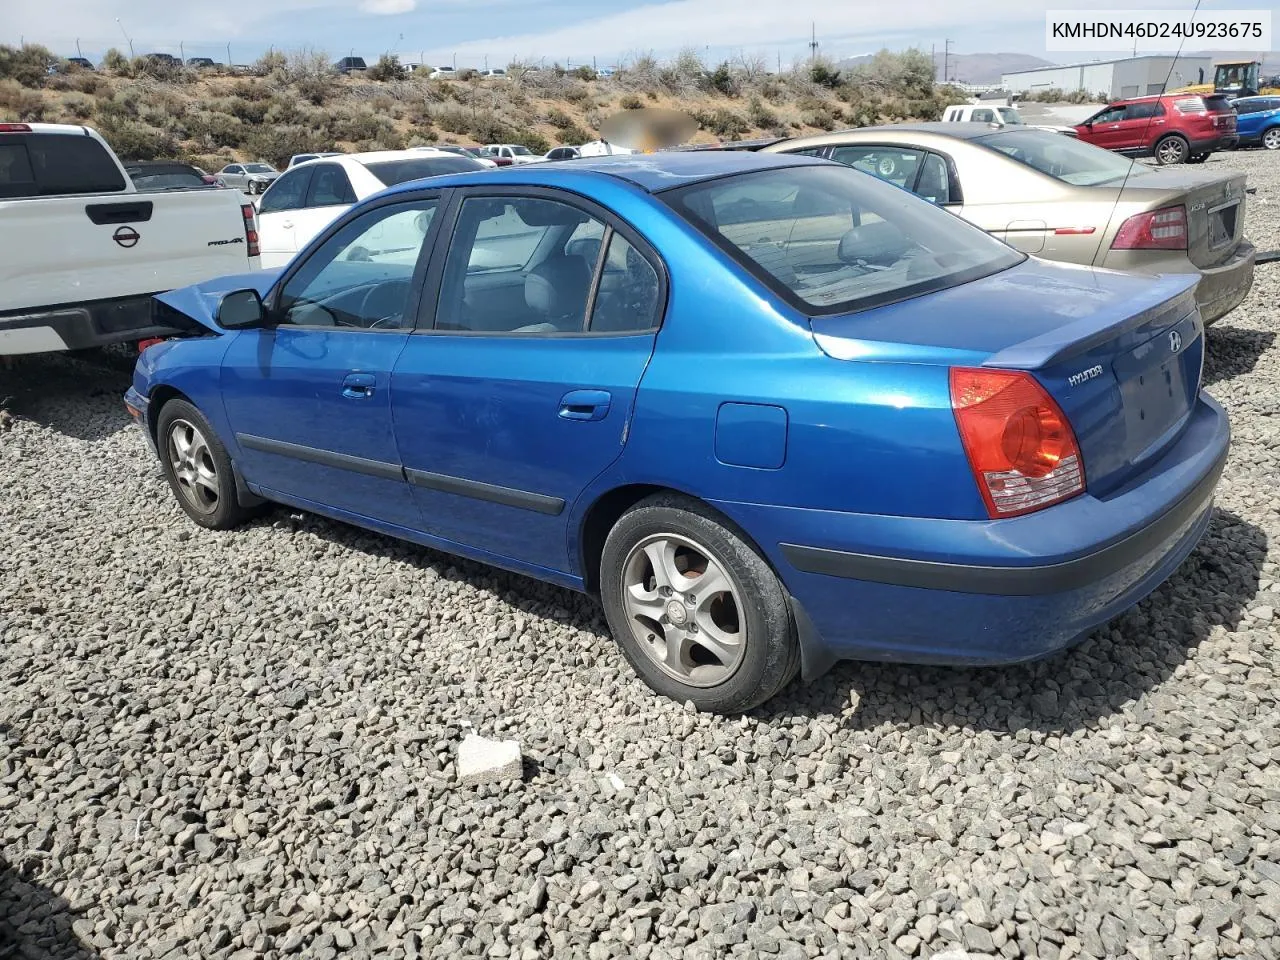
[259,167,312,214]
[828,146,924,190]
[1124,101,1162,120]
[0,134,126,198]
[305,164,357,207]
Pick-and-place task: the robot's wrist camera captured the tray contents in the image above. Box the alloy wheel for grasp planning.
[1265,128,1280,150]
[619,533,747,688]
[167,419,220,515]
[1156,138,1186,164]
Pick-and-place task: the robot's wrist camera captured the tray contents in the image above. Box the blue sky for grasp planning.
[6,0,1276,71]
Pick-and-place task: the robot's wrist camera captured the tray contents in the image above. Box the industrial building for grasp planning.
[1001,55,1213,100]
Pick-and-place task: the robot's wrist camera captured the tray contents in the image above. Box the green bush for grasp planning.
[695,108,749,138]
[264,97,308,126]
[0,80,45,121]
[368,54,406,82]
[546,107,576,130]
[555,123,592,145]
[0,44,59,89]
[746,97,779,128]
[326,107,389,142]
[433,106,471,134]
[506,129,550,154]
[572,66,597,81]
[221,96,269,124]
[254,51,288,76]
[242,125,332,168]
[101,48,131,75]
[98,118,178,160]
[705,62,738,97]
[810,60,842,89]
[618,93,644,110]
[295,75,334,106]
[230,79,272,101]
[184,111,245,149]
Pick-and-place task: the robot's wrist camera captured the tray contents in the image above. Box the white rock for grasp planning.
[457,734,523,785]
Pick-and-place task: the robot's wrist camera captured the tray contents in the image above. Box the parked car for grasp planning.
[126,152,1228,713]
[123,161,225,190]
[186,57,219,69]
[480,68,507,79]
[286,152,341,169]
[426,145,498,168]
[429,66,457,80]
[333,56,368,74]
[254,149,486,267]
[1073,94,1237,164]
[941,103,1077,136]
[0,122,259,356]
[66,57,95,70]
[1230,95,1280,150]
[217,162,280,195]
[761,124,1254,325]
[482,144,545,165]
[545,146,582,161]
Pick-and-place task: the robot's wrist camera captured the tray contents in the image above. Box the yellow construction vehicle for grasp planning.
[1170,60,1280,98]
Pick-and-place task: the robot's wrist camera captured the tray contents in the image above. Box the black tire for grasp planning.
[1187,153,1209,164]
[155,399,255,530]
[599,492,799,713]
[1154,135,1189,165]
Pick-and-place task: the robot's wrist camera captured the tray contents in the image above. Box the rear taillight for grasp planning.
[1111,204,1187,251]
[241,203,260,258]
[950,368,1085,519]
[0,123,32,133]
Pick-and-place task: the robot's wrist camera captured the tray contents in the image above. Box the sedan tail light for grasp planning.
[241,203,260,258]
[950,368,1084,518]
[1111,204,1187,251]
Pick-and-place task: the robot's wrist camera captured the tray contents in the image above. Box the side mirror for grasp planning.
[217,289,266,329]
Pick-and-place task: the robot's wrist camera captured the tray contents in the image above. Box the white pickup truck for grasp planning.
[0,122,262,355]
[941,104,1078,137]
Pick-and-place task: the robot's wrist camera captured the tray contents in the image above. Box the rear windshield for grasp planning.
[1202,95,1233,113]
[996,107,1023,124]
[509,146,532,156]
[126,165,205,189]
[975,128,1138,186]
[663,165,1023,315]
[365,155,484,185]
[0,133,127,198]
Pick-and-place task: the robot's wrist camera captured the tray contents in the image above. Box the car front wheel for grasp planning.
[156,399,255,530]
[1155,135,1189,165]
[1264,127,1280,150]
[599,493,799,713]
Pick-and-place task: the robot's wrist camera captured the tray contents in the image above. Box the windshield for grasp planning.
[975,129,1139,186]
[996,107,1023,124]
[663,165,1023,315]
[365,156,484,185]
[510,146,532,156]
[245,163,276,173]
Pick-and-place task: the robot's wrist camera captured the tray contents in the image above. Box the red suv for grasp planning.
[1074,93,1238,165]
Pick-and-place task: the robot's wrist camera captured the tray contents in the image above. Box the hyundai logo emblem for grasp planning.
[113,226,140,249]
[1169,330,1183,354]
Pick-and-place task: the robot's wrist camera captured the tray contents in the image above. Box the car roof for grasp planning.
[380,150,828,196]
[772,122,1025,148]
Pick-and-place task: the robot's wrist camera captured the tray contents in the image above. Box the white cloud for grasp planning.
[360,0,416,13]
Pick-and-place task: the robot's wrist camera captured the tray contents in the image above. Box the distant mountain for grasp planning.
[835,52,1054,85]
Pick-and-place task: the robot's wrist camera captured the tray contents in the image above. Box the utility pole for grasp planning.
[76,38,83,59]
[180,41,185,62]
[808,23,819,65]
[943,38,953,83]
[115,18,134,58]
[931,43,936,81]
[226,42,231,66]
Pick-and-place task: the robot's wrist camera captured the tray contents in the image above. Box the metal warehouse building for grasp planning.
[1002,55,1213,100]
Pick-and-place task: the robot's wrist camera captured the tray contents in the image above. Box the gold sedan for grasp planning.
[760,123,1255,324]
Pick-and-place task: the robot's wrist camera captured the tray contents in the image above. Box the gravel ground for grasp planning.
[3,150,1280,960]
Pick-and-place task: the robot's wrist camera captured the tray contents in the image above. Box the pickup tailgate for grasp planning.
[0,189,256,314]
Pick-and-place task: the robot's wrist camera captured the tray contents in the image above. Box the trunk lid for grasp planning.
[809,260,1203,497]
[1112,167,1248,268]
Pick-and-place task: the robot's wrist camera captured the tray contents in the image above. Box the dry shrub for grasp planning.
[0,80,45,120]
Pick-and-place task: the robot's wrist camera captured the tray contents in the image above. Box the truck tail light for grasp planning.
[1111,204,1187,251]
[950,368,1084,519]
[0,123,32,133]
[241,203,260,258]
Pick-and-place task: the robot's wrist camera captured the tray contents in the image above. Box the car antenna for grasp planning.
[1093,0,1202,265]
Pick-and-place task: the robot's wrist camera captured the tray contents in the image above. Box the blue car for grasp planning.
[1231,96,1280,150]
[126,152,1229,713]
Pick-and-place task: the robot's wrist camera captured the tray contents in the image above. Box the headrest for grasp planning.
[838,221,911,265]
[525,255,590,320]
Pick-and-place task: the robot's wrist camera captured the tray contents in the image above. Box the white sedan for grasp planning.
[255,150,486,268]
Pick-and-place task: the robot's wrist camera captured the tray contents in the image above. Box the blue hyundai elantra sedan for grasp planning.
[126,152,1229,713]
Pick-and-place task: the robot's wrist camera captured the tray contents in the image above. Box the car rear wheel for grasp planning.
[156,399,255,530]
[1264,127,1280,150]
[599,493,799,713]
[1155,135,1189,165]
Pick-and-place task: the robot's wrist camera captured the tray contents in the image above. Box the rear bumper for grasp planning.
[714,394,1230,679]
[0,295,184,355]
[1099,240,1255,326]
[1187,134,1237,152]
